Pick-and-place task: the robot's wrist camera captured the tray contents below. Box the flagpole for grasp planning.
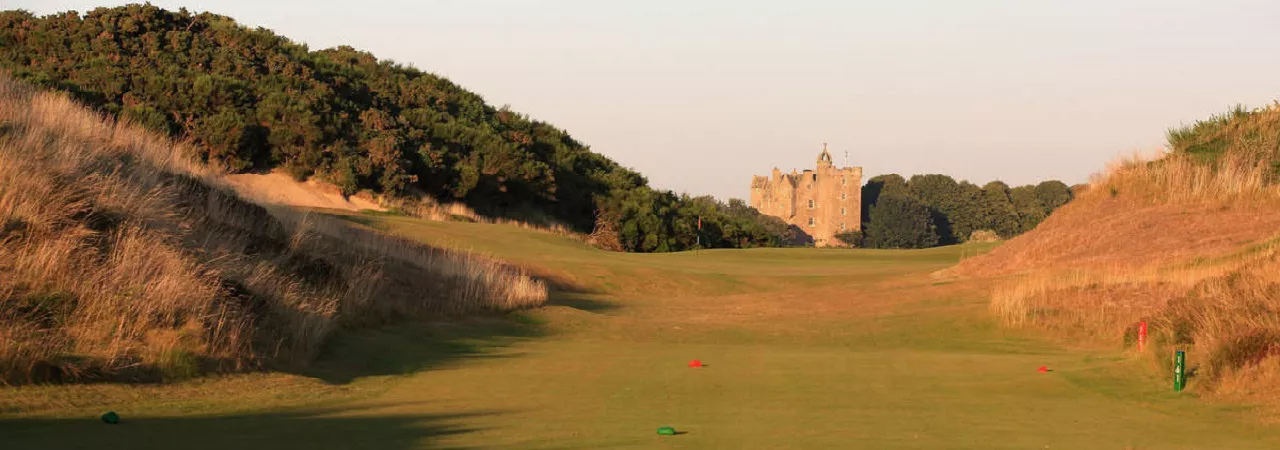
[696,215,702,257]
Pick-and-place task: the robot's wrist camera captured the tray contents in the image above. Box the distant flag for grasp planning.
[696,216,702,249]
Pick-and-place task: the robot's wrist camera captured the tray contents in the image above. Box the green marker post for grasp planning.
[1173,350,1186,392]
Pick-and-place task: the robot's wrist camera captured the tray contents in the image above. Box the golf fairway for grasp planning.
[3,215,1279,449]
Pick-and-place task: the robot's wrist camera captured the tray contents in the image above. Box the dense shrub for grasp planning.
[834,230,863,247]
[864,193,939,249]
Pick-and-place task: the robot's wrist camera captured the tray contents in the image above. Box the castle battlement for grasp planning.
[750,175,770,188]
[749,144,863,247]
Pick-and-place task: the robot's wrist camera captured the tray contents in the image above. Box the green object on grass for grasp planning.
[657,426,676,435]
[100,411,120,424]
[1174,350,1187,392]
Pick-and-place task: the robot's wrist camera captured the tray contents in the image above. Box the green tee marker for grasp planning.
[100,411,120,424]
[657,426,676,436]
[1173,350,1186,392]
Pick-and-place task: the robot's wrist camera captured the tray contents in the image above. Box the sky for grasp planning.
[12,0,1280,200]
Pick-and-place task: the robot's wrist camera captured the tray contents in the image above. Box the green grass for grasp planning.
[4,215,1280,449]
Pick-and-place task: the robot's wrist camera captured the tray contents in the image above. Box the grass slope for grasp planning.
[5,215,1280,449]
[0,74,545,384]
[952,104,1280,411]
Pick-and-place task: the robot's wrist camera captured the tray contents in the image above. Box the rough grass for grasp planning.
[0,74,546,384]
[378,194,584,240]
[954,104,1280,407]
[1167,102,1280,178]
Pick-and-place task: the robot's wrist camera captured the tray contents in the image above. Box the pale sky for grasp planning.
[13,0,1280,199]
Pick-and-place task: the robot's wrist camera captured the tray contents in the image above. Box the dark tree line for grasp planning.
[0,5,788,252]
[0,5,1076,253]
[858,174,1073,249]
[598,192,794,252]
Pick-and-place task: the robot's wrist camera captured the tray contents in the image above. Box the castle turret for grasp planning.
[817,143,834,169]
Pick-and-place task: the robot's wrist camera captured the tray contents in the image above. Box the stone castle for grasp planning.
[750,145,863,247]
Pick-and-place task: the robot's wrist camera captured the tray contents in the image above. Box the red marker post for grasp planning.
[1138,321,1148,351]
[695,216,702,255]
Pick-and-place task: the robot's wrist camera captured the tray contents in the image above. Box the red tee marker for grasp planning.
[1037,366,1049,373]
[1138,321,1148,351]
[688,360,703,368]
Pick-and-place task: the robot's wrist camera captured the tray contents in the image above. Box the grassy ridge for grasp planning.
[958,102,1280,409]
[1168,103,1280,178]
[0,74,545,384]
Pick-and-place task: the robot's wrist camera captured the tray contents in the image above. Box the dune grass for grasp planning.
[0,74,545,384]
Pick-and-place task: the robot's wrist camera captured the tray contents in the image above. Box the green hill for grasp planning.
[0,4,789,251]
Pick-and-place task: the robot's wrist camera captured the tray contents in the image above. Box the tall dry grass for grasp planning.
[0,74,546,384]
[990,151,1280,330]
[379,194,584,240]
[982,136,1280,401]
[1167,102,1280,171]
[1093,150,1278,204]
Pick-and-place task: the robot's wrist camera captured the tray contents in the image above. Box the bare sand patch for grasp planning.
[222,172,385,212]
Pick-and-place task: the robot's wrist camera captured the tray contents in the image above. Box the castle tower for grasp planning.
[749,143,862,247]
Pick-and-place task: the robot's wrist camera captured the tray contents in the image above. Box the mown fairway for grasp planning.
[4,214,1280,449]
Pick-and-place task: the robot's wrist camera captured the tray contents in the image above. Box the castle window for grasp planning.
[841,207,846,216]
[812,174,818,182]
[808,199,815,209]
[841,177,846,186]
[841,192,847,200]
[840,222,846,231]
[808,217,815,227]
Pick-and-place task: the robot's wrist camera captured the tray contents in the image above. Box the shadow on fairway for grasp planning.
[298,275,624,385]
[0,405,498,450]
[329,211,621,316]
[300,316,546,385]
[546,291,618,313]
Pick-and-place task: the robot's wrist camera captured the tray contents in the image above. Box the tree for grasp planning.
[948,181,987,243]
[907,174,974,244]
[1033,180,1073,211]
[1010,185,1047,233]
[864,193,939,249]
[978,181,1021,238]
[860,175,1072,248]
[834,230,863,247]
[861,173,907,225]
[595,190,790,253]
